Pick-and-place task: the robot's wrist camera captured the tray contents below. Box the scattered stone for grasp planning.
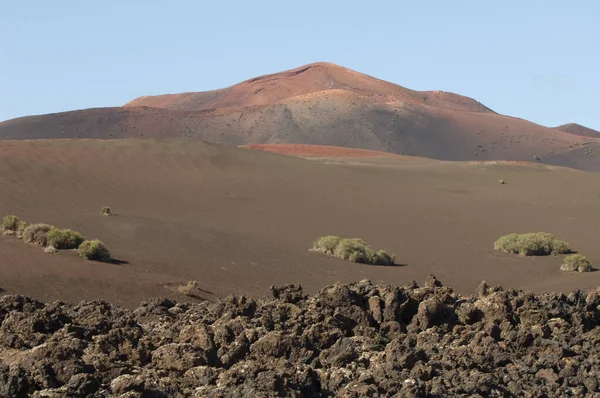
[44,246,57,254]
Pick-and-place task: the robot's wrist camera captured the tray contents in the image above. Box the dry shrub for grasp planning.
[494,232,570,256]
[77,240,110,261]
[16,221,28,239]
[2,215,19,231]
[22,224,54,246]
[48,228,85,250]
[312,236,342,255]
[312,236,396,266]
[178,280,200,297]
[561,254,592,272]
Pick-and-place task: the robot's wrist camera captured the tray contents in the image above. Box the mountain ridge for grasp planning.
[1,62,599,170]
[555,123,600,138]
[124,62,494,114]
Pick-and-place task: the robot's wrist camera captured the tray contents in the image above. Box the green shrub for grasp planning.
[561,254,592,272]
[312,236,396,265]
[494,233,520,253]
[374,249,396,266]
[16,221,28,237]
[312,235,342,255]
[494,232,570,256]
[47,228,85,250]
[22,224,54,246]
[334,238,372,263]
[2,215,19,231]
[551,239,570,256]
[101,207,111,216]
[77,240,110,261]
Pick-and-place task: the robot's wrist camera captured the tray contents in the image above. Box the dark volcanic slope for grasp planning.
[0,107,196,140]
[1,63,598,170]
[556,123,600,138]
[1,278,600,397]
[2,139,600,308]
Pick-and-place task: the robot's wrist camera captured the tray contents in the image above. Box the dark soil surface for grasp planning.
[2,140,600,308]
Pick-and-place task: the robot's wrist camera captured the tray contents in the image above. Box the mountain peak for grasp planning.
[555,123,600,138]
[2,60,596,171]
[124,62,492,114]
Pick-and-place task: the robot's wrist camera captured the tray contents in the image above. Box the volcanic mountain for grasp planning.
[1,62,599,170]
[555,123,600,138]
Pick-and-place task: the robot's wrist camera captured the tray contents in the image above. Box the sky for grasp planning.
[1,1,598,129]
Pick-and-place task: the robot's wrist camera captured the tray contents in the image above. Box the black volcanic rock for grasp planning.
[0,277,599,396]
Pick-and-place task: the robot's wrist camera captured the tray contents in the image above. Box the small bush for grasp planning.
[3,230,16,236]
[16,221,28,238]
[494,233,520,253]
[2,215,19,231]
[334,238,373,263]
[48,228,85,250]
[312,235,343,255]
[494,232,570,256]
[178,280,199,296]
[312,236,396,265]
[101,207,111,216]
[551,239,570,256]
[561,254,592,272]
[22,224,54,246]
[498,179,505,185]
[374,249,396,266]
[77,240,110,261]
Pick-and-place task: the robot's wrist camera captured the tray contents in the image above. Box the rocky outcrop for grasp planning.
[0,276,599,397]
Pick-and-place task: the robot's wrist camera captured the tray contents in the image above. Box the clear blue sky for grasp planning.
[1,1,598,129]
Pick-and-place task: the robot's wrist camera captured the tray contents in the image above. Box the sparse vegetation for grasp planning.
[77,239,110,261]
[560,254,592,272]
[312,235,342,255]
[47,228,85,250]
[101,207,111,216]
[584,147,595,157]
[494,232,570,256]
[178,280,200,297]
[16,221,28,238]
[312,236,396,265]
[3,212,114,262]
[374,249,396,266]
[22,223,54,246]
[2,216,29,238]
[2,215,20,231]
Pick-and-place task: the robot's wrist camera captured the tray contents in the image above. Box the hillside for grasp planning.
[124,62,494,113]
[2,139,600,308]
[1,63,598,170]
[555,123,600,138]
